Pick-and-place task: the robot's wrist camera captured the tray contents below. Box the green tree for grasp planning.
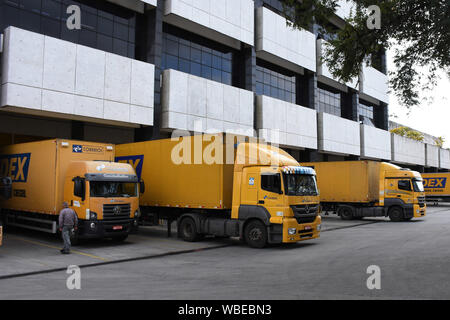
[390,126,424,141]
[281,0,450,108]
[434,137,445,148]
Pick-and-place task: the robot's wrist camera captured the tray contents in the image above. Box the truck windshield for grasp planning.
[283,174,318,196]
[90,181,138,198]
[412,179,424,192]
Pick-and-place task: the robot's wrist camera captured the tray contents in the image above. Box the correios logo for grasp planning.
[72,144,104,154]
[423,177,447,189]
[72,145,82,153]
[115,155,144,179]
[0,153,31,182]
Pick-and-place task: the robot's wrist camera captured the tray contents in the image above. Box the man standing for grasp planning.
[59,202,78,254]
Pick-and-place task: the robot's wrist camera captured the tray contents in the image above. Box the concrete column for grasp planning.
[234,44,256,92]
[374,102,389,130]
[135,0,163,141]
[297,70,317,110]
[342,89,358,121]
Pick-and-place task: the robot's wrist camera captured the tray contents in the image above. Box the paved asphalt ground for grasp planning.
[0,205,449,300]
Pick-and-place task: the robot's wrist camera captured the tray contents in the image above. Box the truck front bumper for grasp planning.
[77,218,136,239]
[276,216,321,244]
[413,204,426,218]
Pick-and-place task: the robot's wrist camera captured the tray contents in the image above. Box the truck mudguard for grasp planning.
[238,205,271,225]
[384,198,410,208]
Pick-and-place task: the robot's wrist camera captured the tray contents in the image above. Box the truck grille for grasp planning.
[418,196,426,208]
[290,205,319,224]
[103,204,131,221]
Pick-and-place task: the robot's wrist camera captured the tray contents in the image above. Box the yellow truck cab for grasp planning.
[231,142,321,246]
[116,133,321,248]
[0,139,140,242]
[64,161,140,241]
[302,161,426,222]
[382,163,426,220]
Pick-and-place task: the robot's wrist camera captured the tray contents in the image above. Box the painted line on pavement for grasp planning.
[8,236,109,262]
[0,243,233,281]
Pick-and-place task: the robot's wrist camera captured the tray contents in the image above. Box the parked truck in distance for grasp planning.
[0,139,141,242]
[116,133,322,248]
[0,176,11,246]
[422,172,450,203]
[301,161,426,221]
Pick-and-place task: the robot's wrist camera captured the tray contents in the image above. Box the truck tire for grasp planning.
[338,206,354,220]
[388,206,404,222]
[179,217,201,242]
[244,220,267,249]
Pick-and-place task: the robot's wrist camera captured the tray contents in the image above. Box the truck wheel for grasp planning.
[338,206,354,220]
[179,217,201,242]
[244,220,267,249]
[388,206,404,222]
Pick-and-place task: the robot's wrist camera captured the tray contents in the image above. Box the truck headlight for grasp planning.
[134,209,140,218]
[288,228,296,235]
[317,224,322,231]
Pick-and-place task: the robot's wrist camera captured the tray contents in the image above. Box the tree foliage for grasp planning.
[281,0,450,108]
[390,126,424,141]
[434,137,445,148]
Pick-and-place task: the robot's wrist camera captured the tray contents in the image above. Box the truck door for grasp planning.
[385,179,412,201]
[259,171,283,218]
[240,168,259,206]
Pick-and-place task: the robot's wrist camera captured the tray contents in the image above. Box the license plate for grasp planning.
[304,226,312,231]
[113,225,123,230]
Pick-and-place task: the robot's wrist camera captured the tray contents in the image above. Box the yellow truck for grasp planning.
[301,161,426,221]
[422,172,450,203]
[116,133,322,248]
[0,139,141,242]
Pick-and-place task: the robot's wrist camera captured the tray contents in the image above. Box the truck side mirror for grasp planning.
[140,180,145,194]
[73,177,85,201]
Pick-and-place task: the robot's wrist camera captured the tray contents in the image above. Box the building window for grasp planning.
[256,59,296,104]
[358,100,375,126]
[315,23,340,42]
[0,0,137,59]
[317,84,341,116]
[262,0,285,14]
[161,24,234,86]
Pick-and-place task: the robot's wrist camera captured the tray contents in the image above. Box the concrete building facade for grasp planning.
[0,0,447,172]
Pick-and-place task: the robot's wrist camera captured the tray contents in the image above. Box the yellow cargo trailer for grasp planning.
[301,161,426,221]
[422,172,450,202]
[0,139,140,241]
[116,133,322,248]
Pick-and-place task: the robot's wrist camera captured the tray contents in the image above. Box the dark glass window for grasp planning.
[317,84,342,117]
[161,24,234,86]
[262,0,285,14]
[261,173,282,194]
[398,180,411,191]
[256,59,296,104]
[0,0,138,59]
[358,100,375,126]
[315,22,340,42]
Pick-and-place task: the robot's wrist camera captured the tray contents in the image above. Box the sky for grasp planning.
[387,49,450,148]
